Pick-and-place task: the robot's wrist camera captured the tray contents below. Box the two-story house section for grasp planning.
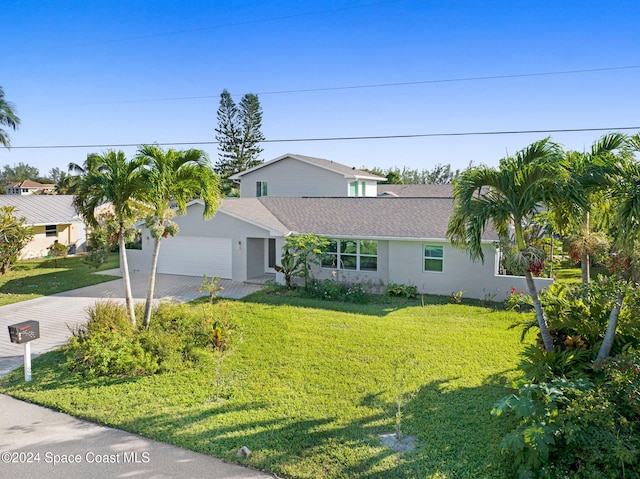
[229,153,385,197]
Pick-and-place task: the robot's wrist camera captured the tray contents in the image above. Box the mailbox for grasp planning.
[8,320,40,344]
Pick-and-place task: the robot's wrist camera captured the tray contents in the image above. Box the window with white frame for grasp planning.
[256,181,268,197]
[424,244,443,272]
[321,239,377,271]
[348,181,367,197]
[45,225,57,237]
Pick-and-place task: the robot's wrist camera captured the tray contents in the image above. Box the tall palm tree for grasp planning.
[596,133,640,362]
[136,145,220,328]
[447,138,581,352]
[0,86,21,148]
[73,150,149,326]
[558,133,628,284]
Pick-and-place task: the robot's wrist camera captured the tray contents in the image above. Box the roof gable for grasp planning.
[185,198,289,235]
[5,179,56,189]
[229,154,385,181]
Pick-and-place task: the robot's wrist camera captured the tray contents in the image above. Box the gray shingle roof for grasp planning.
[0,195,79,225]
[377,184,454,198]
[219,198,289,234]
[255,197,498,241]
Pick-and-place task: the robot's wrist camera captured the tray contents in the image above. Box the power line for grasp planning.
[60,64,640,106]
[255,65,640,95]
[13,1,401,53]
[9,126,640,150]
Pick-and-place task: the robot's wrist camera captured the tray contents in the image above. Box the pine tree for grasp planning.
[214,89,265,196]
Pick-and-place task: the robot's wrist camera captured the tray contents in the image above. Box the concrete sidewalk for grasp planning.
[0,394,275,479]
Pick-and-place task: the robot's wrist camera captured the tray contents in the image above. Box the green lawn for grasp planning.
[0,254,120,306]
[552,260,608,285]
[0,292,530,478]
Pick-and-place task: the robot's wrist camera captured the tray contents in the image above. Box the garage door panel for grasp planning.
[157,236,232,278]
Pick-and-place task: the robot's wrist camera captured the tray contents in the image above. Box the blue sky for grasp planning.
[2,0,639,178]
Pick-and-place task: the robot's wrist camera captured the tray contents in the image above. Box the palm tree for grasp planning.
[136,145,220,328]
[0,86,21,148]
[73,150,149,326]
[447,138,581,352]
[558,133,628,284]
[596,133,640,362]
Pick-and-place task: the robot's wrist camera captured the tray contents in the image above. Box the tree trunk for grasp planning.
[525,270,555,352]
[595,292,625,363]
[581,212,591,285]
[119,225,136,327]
[581,253,590,285]
[143,237,162,328]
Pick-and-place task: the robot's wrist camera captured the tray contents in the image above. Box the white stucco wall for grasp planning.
[127,203,280,282]
[388,240,552,301]
[304,238,553,301]
[127,205,553,302]
[237,158,375,197]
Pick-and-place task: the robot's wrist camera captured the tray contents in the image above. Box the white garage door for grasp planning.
[157,236,232,278]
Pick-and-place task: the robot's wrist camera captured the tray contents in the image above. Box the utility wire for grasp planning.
[10,126,640,150]
[13,0,401,53]
[61,65,640,106]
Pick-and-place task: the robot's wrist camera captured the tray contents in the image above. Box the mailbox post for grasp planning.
[8,320,40,382]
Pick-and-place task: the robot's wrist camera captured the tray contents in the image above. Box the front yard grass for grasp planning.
[0,254,120,306]
[0,291,530,478]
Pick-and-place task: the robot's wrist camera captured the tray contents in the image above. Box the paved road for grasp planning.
[0,271,274,479]
[0,394,274,479]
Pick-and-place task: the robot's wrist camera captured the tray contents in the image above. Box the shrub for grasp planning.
[494,350,640,479]
[64,301,237,377]
[196,274,224,304]
[450,290,464,304]
[305,279,369,303]
[82,249,109,271]
[385,282,418,299]
[505,287,533,312]
[515,279,640,357]
[518,344,593,383]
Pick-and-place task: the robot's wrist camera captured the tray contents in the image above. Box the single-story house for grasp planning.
[0,195,86,259]
[128,154,552,300]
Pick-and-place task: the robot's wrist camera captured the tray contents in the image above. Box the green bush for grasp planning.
[505,286,533,312]
[385,282,418,299]
[518,345,593,383]
[496,277,640,478]
[516,279,640,357]
[64,301,236,377]
[82,249,109,271]
[493,350,640,479]
[305,279,369,303]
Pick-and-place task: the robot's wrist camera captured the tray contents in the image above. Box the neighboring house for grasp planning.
[4,180,56,195]
[129,154,552,300]
[0,195,86,259]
